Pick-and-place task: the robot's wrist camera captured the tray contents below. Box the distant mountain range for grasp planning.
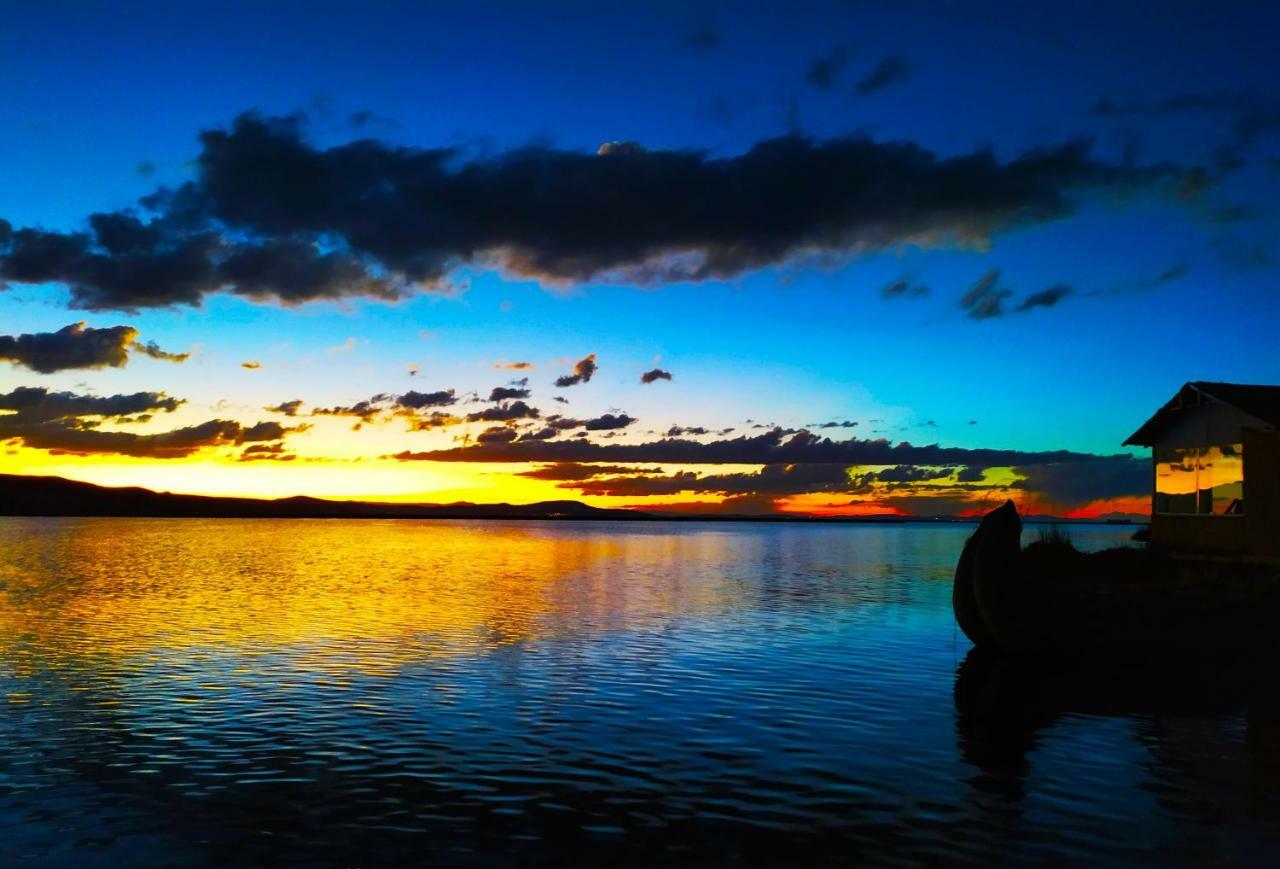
[0,473,656,521]
[0,473,1143,524]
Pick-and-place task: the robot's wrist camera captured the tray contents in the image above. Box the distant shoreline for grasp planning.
[0,474,1145,526]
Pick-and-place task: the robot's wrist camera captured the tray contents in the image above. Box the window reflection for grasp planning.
[1205,443,1244,514]
[1154,443,1244,515]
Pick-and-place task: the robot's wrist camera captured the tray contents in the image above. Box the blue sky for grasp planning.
[1,0,1277,513]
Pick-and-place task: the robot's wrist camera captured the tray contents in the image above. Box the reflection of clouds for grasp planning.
[1155,444,1244,512]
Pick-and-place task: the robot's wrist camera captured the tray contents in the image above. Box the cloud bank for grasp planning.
[0,322,187,373]
[0,113,1197,310]
[0,386,299,458]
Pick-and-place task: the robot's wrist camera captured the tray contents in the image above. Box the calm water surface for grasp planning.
[1,518,1278,866]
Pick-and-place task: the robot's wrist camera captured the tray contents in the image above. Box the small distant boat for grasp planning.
[953,501,1280,660]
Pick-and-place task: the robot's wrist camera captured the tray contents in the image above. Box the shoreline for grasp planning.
[1,473,1146,525]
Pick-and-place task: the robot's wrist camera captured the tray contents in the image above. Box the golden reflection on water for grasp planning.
[6,519,1255,866]
[0,519,746,686]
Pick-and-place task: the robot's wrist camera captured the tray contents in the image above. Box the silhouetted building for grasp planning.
[1125,382,1280,557]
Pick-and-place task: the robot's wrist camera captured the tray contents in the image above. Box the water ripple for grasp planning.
[1,518,1277,865]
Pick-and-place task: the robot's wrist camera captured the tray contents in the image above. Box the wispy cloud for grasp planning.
[855,55,911,95]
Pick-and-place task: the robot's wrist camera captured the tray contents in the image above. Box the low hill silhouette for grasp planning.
[0,473,647,520]
[1,473,1131,524]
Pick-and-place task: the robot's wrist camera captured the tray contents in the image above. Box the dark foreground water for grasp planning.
[1,518,1278,866]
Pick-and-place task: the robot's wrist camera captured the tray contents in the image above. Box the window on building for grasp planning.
[1203,443,1245,514]
[1154,443,1244,515]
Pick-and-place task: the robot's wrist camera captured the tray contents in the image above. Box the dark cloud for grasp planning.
[815,420,858,429]
[0,386,295,458]
[1010,459,1149,508]
[265,399,304,416]
[0,113,1196,309]
[1211,145,1247,173]
[1211,237,1271,272]
[0,385,182,421]
[960,269,1012,320]
[390,425,1130,468]
[1118,262,1190,291]
[410,411,463,431]
[851,465,953,486]
[246,451,297,462]
[546,414,585,430]
[666,425,708,436]
[237,442,296,462]
[487,385,531,401]
[855,55,911,96]
[1141,264,1187,289]
[397,389,456,409]
[236,420,305,443]
[555,354,597,387]
[1088,262,1191,297]
[347,110,401,132]
[640,367,672,384]
[309,388,472,428]
[956,466,986,482]
[215,239,404,305]
[519,462,660,481]
[8,418,245,458]
[135,341,188,363]
[0,213,400,313]
[0,322,187,373]
[311,397,386,422]
[569,463,854,498]
[806,48,850,90]
[476,425,519,444]
[570,470,699,497]
[466,400,540,422]
[582,413,636,431]
[881,277,928,299]
[959,272,1079,318]
[681,24,719,50]
[1199,202,1266,225]
[1091,91,1280,150]
[516,426,559,442]
[1015,283,1072,312]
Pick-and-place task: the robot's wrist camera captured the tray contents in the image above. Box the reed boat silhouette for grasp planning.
[953,501,1280,660]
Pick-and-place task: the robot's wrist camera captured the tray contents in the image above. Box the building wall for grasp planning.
[1150,513,1247,553]
[1149,427,1280,558]
[1154,399,1260,449]
[1244,428,1280,558]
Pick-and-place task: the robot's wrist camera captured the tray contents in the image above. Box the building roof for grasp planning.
[1124,381,1280,446]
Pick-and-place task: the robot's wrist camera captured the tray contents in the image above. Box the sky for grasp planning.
[1,0,1278,516]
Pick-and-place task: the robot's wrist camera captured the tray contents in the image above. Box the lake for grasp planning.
[1,518,1277,866]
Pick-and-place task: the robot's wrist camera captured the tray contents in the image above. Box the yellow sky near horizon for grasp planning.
[2,440,1055,517]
